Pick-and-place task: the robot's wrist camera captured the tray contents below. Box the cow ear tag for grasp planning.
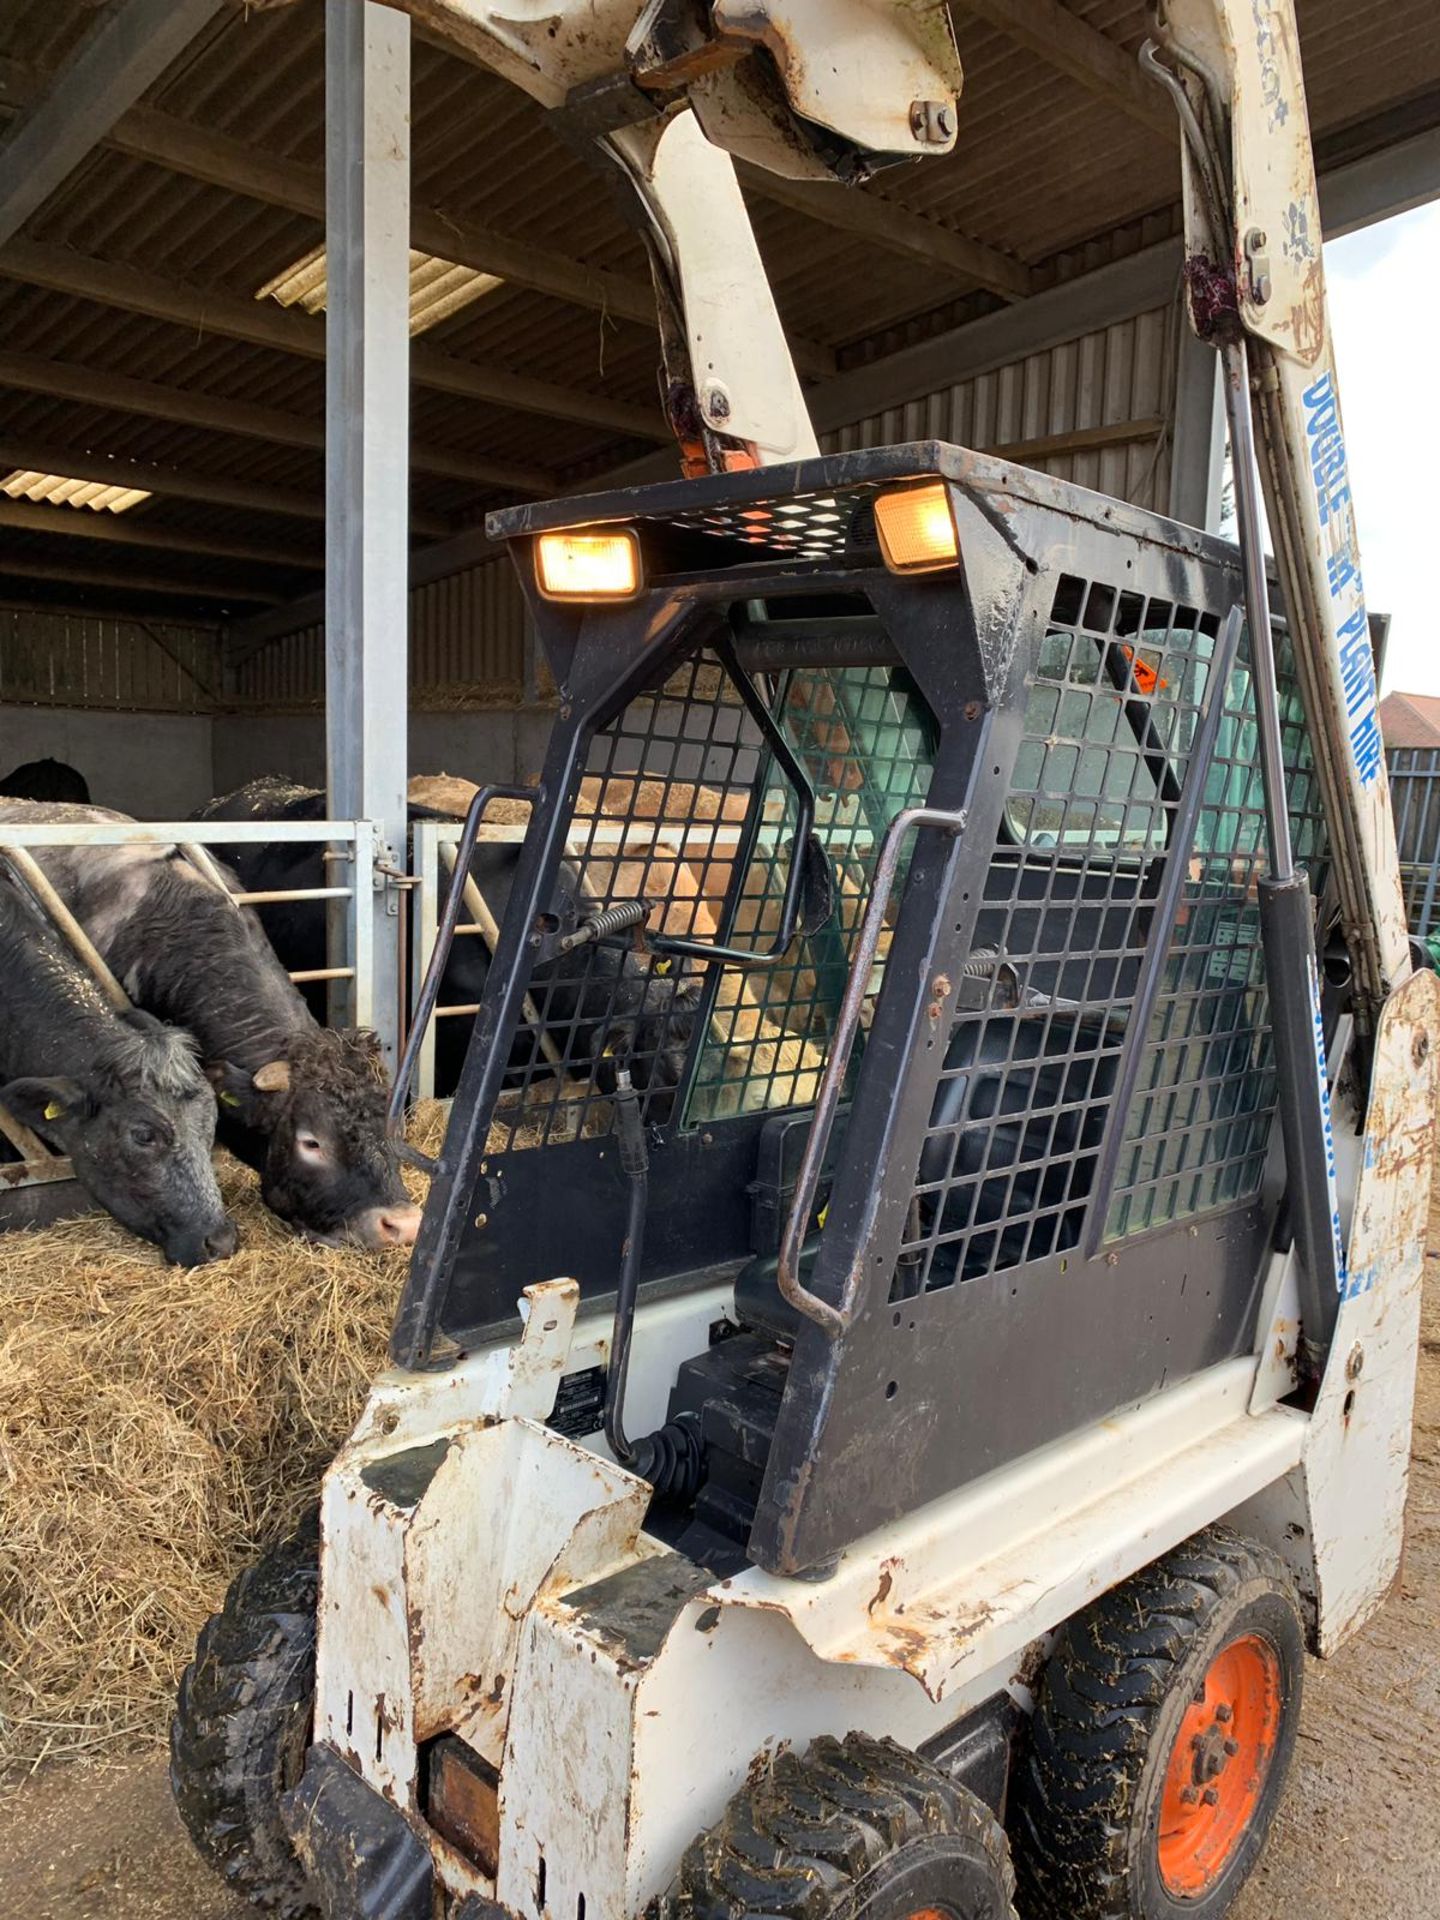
[219,1091,241,1108]
[44,1100,65,1120]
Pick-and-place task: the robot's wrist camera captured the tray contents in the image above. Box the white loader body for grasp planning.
[314,961,1437,1917]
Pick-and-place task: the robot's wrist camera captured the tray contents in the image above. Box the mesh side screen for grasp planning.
[482,647,938,1154]
[687,664,938,1122]
[893,576,1222,1296]
[484,650,759,1152]
[1104,634,1329,1238]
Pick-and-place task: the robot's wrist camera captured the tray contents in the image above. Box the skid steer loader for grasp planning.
[171,4,1438,1919]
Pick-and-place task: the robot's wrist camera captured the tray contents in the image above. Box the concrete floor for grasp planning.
[3,1261,1437,1920]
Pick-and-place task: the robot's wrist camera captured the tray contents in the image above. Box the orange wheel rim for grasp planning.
[1157,1632,1283,1898]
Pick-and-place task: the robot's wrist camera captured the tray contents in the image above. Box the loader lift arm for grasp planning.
[368,1,963,469]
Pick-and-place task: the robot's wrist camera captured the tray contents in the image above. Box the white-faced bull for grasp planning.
[0,802,421,1252]
[0,879,237,1265]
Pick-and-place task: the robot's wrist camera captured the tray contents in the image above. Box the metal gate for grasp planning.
[1388,747,1440,939]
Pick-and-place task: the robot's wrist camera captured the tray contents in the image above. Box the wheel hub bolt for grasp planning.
[1202,1787,1221,1806]
[1214,1703,1233,1723]
[1224,1738,1239,1757]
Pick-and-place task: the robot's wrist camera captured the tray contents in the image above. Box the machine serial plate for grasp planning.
[547,1365,607,1440]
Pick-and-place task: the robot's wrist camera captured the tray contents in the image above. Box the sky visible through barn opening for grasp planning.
[1323,199,1439,699]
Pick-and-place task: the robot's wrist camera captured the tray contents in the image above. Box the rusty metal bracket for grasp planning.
[776,803,967,1337]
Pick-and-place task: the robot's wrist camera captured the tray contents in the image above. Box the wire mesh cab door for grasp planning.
[751,506,1327,1578]
[389,496,1007,1370]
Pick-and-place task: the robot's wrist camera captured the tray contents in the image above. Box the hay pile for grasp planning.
[0,1105,446,1779]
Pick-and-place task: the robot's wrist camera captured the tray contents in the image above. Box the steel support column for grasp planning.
[1167,321,1225,533]
[325,0,411,1062]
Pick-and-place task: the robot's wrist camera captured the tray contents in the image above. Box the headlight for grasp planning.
[874,483,960,574]
[535,527,643,601]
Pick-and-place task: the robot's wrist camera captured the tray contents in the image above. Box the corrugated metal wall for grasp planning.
[0,604,223,713]
[827,304,1177,513]
[410,555,529,703]
[230,551,530,709]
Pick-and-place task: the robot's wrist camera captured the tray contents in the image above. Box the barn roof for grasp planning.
[1381,691,1440,751]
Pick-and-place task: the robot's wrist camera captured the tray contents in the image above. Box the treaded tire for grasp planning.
[169,1512,320,1917]
[676,1729,1018,1920]
[1014,1525,1304,1920]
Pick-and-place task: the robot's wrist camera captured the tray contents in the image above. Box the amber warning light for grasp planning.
[535,526,642,601]
[874,482,960,574]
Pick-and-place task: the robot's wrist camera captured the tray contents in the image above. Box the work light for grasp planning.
[534,527,643,601]
[874,482,961,574]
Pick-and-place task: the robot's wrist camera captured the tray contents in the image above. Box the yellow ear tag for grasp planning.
[44,1100,64,1121]
[220,1091,241,1107]
[654,958,672,976]
[817,1202,829,1229]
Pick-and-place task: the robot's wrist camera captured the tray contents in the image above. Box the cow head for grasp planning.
[209,1028,421,1250]
[3,1011,237,1266]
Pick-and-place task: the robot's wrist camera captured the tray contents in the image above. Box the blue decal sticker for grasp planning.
[1342,1263,1377,1302]
[1308,953,1348,1291]
[1302,371,1380,788]
[1282,200,1315,264]
[1250,0,1288,129]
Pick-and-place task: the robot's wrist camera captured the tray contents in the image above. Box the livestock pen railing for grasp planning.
[0,816,382,1209]
[1389,746,1440,941]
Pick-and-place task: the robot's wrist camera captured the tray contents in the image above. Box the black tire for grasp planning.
[1014,1525,1304,1920]
[677,1729,1018,1920]
[169,1513,320,1917]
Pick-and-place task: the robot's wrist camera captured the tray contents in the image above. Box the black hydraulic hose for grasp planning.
[601,1073,705,1500]
[602,1071,649,1469]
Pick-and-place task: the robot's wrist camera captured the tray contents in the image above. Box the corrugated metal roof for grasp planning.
[0,0,1434,617]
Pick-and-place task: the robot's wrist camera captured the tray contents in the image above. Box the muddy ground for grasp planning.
[2,1264,1437,1920]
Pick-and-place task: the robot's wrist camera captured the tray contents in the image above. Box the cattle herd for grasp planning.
[0,770,422,1265]
[0,764,700,1266]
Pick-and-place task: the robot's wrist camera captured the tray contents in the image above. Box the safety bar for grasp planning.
[776,804,968,1337]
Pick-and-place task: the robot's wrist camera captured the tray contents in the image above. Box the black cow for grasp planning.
[194,779,698,1106]
[0,802,421,1251]
[0,877,237,1264]
[0,758,90,803]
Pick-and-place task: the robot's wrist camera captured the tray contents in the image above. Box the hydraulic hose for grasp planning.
[602,1070,649,1470]
[602,1071,704,1501]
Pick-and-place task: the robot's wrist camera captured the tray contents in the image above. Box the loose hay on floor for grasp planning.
[0,1105,447,1779]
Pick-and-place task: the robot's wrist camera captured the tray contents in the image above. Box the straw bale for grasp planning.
[0,1110,447,1780]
